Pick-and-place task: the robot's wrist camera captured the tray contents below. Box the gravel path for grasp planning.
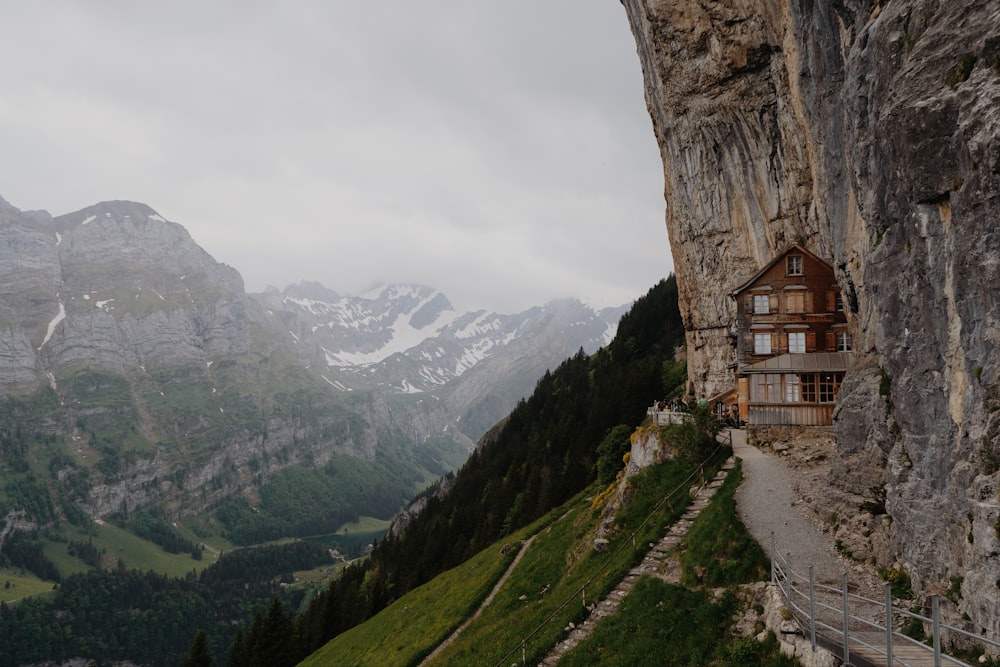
[730,428,846,585]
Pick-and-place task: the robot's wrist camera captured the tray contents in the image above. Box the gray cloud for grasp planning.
[0,0,671,312]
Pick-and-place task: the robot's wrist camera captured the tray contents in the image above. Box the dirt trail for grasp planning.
[418,534,536,666]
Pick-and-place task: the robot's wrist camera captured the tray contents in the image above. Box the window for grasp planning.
[754,333,772,354]
[764,374,782,402]
[836,332,852,351]
[788,332,806,353]
[753,294,770,314]
[819,374,839,402]
[786,291,805,313]
[801,374,817,402]
[752,374,782,402]
[785,374,801,402]
[787,255,803,276]
[835,292,844,312]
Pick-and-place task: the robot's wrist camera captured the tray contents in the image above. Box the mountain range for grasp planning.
[0,194,627,540]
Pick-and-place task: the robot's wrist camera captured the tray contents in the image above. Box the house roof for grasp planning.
[730,244,833,297]
[740,351,854,374]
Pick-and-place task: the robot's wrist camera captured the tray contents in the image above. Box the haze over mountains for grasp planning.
[0,194,628,534]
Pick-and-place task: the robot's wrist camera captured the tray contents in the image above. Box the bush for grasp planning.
[878,566,914,599]
[596,425,632,485]
[662,404,722,463]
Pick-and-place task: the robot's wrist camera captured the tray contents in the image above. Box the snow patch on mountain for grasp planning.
[39,301,66,349]
[252,282,628,403]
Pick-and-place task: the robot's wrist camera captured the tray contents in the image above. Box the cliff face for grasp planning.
[0,198,385,521]
[624,0,1000,633]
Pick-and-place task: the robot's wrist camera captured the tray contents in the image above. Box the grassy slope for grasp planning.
[14,514,391,601]
[426,459,713,667]
[301,451,721,666]
[558,462,795,667]
[559,578,738,667]
[3,519,220,604]
[0,568,54,604]
[299,524,526,667]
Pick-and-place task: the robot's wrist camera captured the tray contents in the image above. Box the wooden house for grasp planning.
[730,244,851,426]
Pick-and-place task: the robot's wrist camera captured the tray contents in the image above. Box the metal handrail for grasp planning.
[771,537,1000,666]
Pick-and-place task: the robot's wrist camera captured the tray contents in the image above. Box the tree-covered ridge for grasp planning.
[0,541,332,667]
[271,276,685,662]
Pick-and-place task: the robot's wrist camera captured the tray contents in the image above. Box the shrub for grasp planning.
[878,566,914,599]
[946,54,977,87]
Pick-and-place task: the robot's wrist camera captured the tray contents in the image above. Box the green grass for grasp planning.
[299,527,525,667]
[559,459,790,667]
[678,461,769,587]
[42,538,93,578]
[21,522,221,583]
[560,578,797,667]
[334,516,391,534]
[424,457,709,666]
[297,453,726,667]
[0,568,56,603]
[560,578,738,666]
[88,521,218,577]
[174,516,233,554]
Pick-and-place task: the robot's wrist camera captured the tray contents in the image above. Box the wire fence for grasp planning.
[771,542,1000,666]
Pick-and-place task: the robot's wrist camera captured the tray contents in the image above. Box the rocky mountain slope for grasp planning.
[0,194,626,540]
[623,0,1000,635]
[253,282,624,441]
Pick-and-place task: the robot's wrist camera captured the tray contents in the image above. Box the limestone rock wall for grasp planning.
[623,0,1000,634]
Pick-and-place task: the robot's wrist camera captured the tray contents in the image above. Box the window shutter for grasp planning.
[825,331,836,351]
[826,291,836,312]
[806,331,817,352]
[745,294,754,313]
[774,333,787,353]
[804,291,814,313]
[769,294,779,313]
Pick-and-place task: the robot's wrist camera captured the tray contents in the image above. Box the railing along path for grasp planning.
[771,541,1000,666]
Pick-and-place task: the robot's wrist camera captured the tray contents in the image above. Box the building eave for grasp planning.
[739,351,854,374]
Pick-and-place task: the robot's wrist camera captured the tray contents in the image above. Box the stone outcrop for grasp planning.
[623,0,1000,635]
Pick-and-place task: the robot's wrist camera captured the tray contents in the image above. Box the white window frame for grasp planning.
[753,294,770,314]
[836,331,852,351]
[787,255,803,276]
[754,333,772,354]
[788,332,806,353]
[785,374,801,402]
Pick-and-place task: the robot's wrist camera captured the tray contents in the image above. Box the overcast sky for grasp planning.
[0,1,672,313]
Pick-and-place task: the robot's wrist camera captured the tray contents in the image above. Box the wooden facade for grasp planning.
[731,245,851,426]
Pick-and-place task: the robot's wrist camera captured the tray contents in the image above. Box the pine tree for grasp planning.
[250,598,295,667]
[182,629,212,667]
[226,629,248,667]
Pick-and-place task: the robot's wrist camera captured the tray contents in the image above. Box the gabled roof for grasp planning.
[730,244,832,297]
